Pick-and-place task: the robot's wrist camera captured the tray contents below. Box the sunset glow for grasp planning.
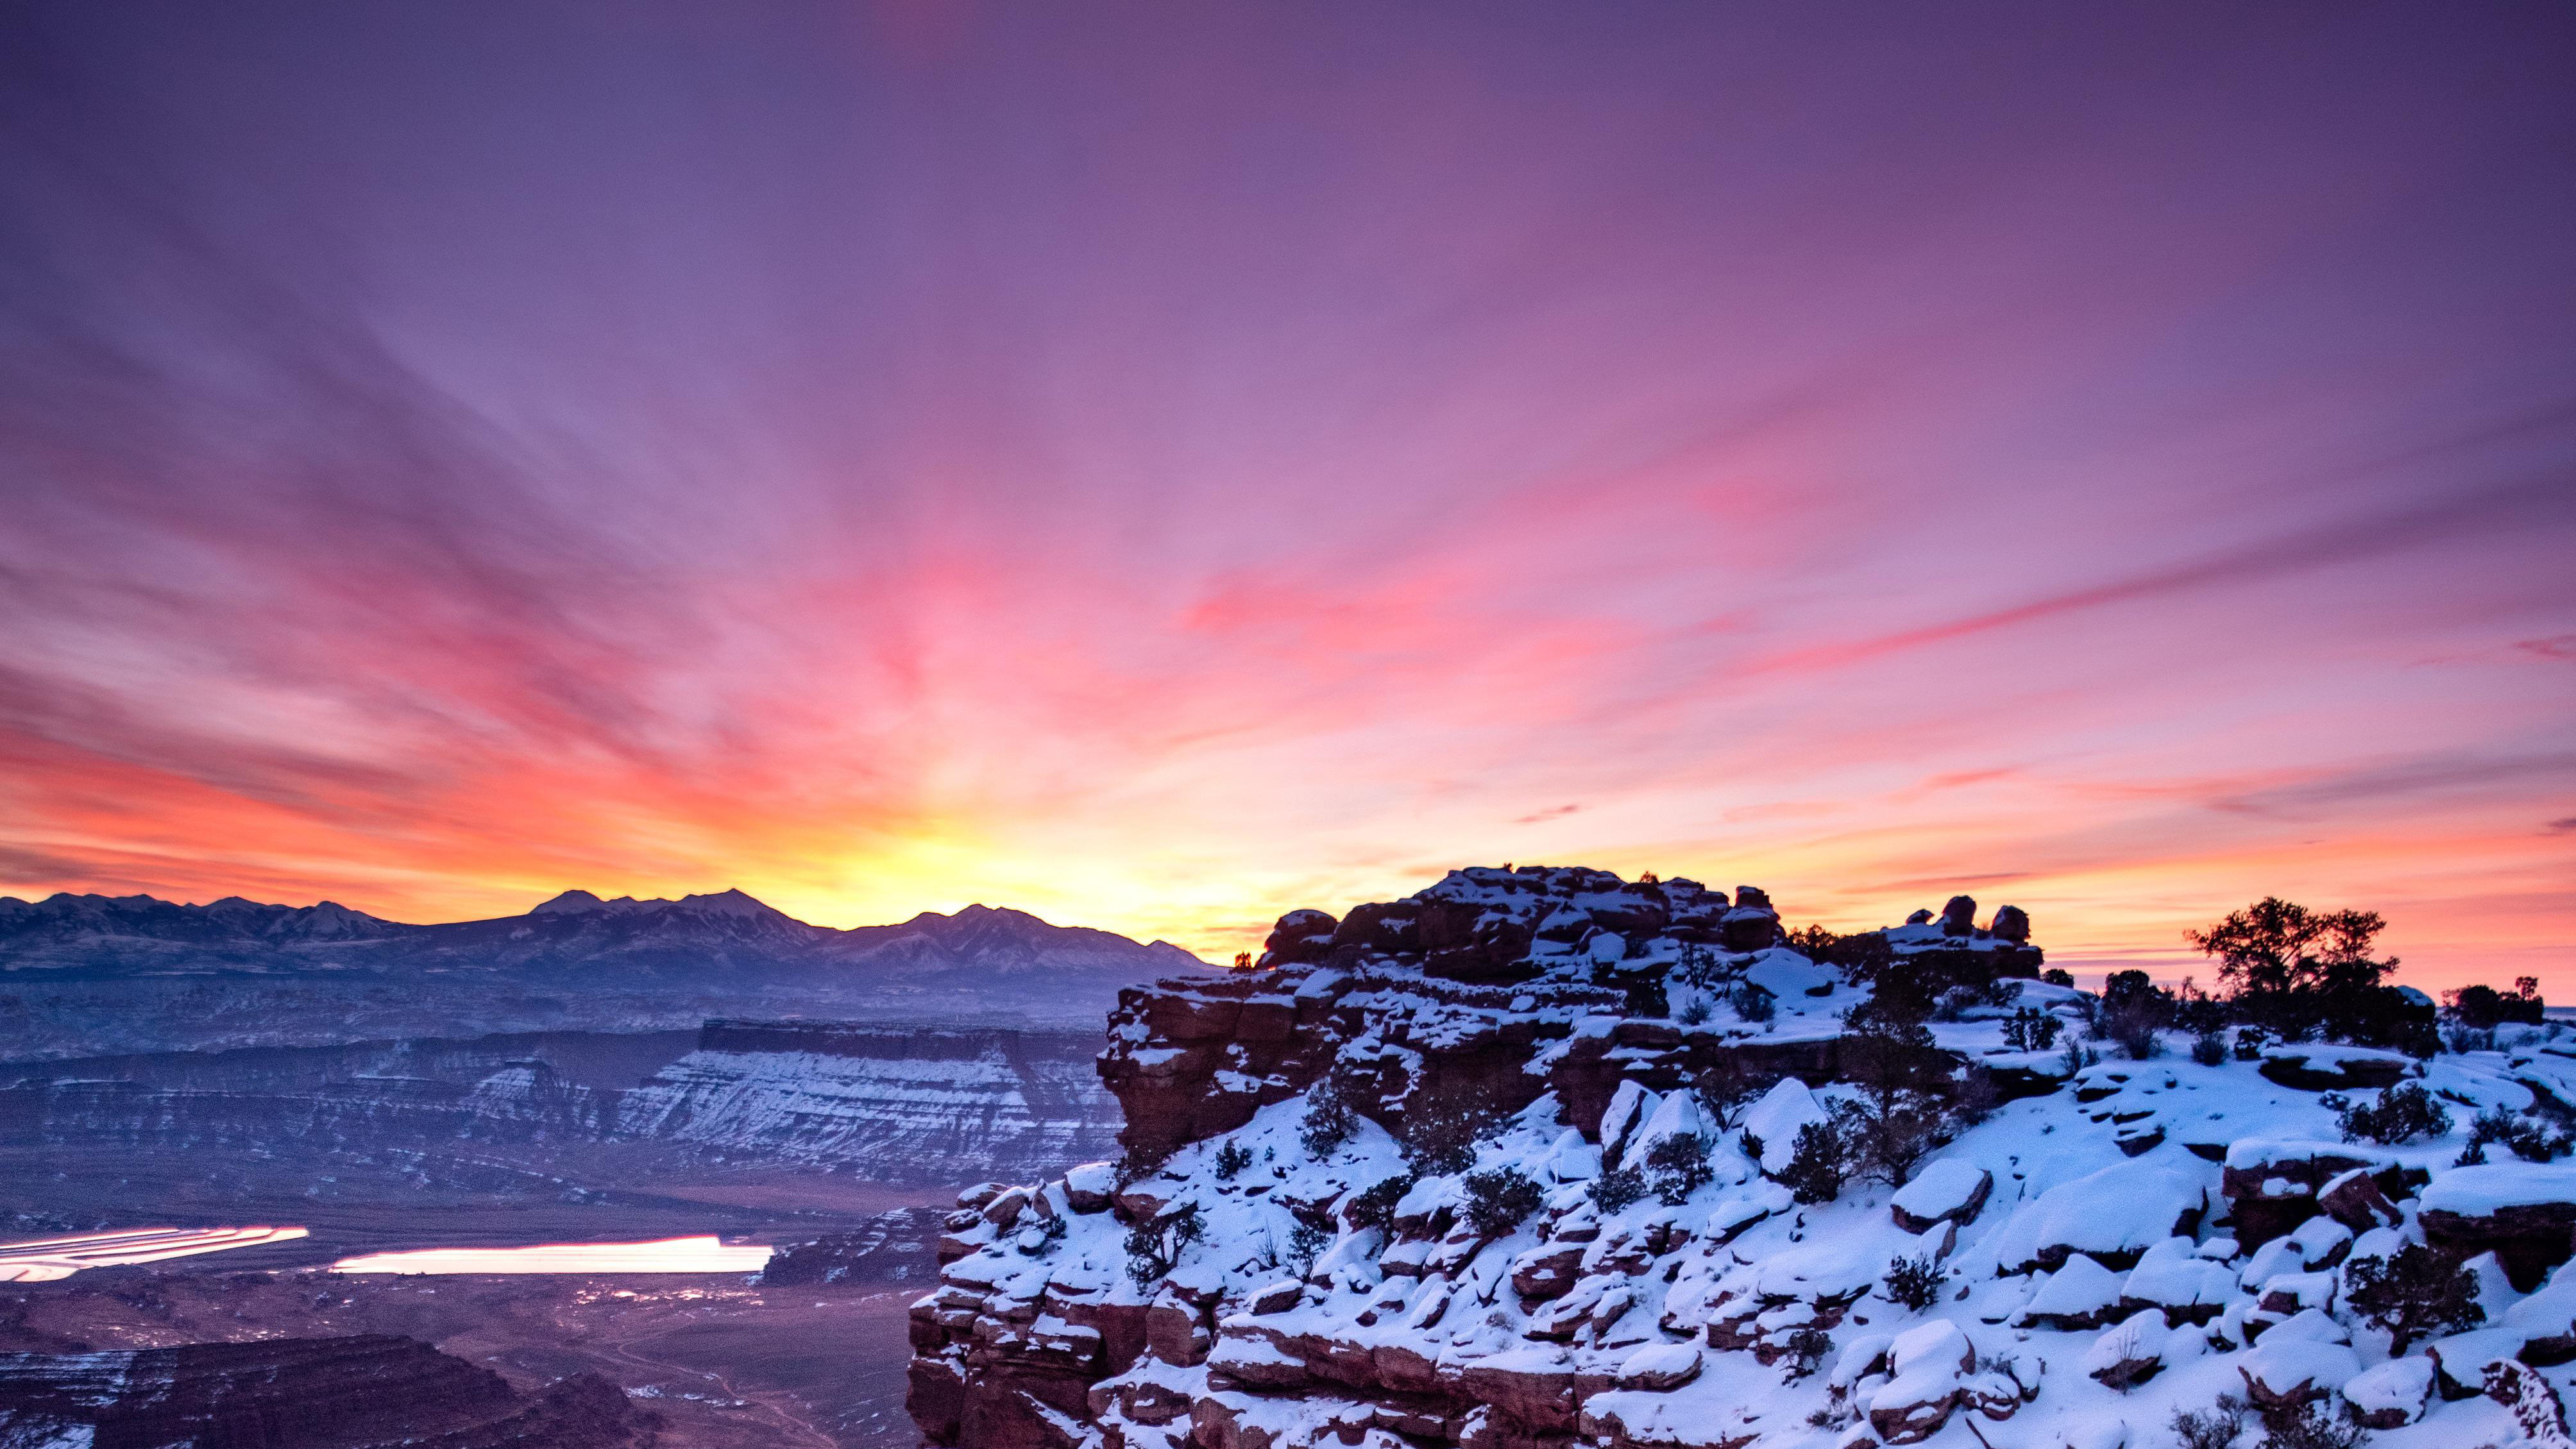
[2,4,2570,991]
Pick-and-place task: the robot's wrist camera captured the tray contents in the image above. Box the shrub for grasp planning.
[2233,1025,2272,1062]
[1781,1116,1854,1204]
[2345,1243,2484,1352]
[1299,1075,1357,1157]
[2001,1006,2062,1052]
[1730,979,1777,1023]
[2192,1032,2229,1066]
[2253,1403,2364,1449]
[1398,1080,1511,1174]
[1695,1078,1759,1131]
[1677,942,1727,992]
[1881,1252,1949,1310]
[1622,974,1670,1019]
[1285,1219,1332,1277]
[2466,1105,2572,1163]
[2171,1398,2246,1449]
[2174,980,2231,1037]
[1115,1140,1171,1185]
[2097,970,2173,1060]
[1461,1167,1543,1237]
[1586,1165,1647,1214]
[2042,968,2074,987]
[2444,1024,2497,1055]
[1643,1133,1715,1205]
[1213,1140,1254,1180]
[1343,1173,1414,1233]
[1676,996,1713,1026]
[1777,1326,1832,1382]
[2337,1082,2452,1145]
[1124,1202,1205,1289]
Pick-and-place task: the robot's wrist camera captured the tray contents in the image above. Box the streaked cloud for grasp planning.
[0,1,2570,992]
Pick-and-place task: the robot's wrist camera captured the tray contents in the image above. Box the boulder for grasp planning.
[1245,1280,1303,1316]
[1614,1343,1703,1391]
[1260,909,1339,967]
[2019,1255,2128,1331]
[2317,1167,2402,1232]
[1063,1162,1117,1214]
[1741,1078,1827,1177]
[1718,907,1778,953]
[2119,1239,2237,1325]
[1938,896,1978,938]
[2220,1139,2404,1247]
[2419,1164,2576,1291]
[1511,1244,1587,1300]
[1454,1348,1589,1434]
[1989,905,2031,943]
[2344,1356,2434,1428]
[2081,1310,2169,1391]
[2258,1046,2416,1093]
[2237,1336,2362,1411]
[1890,1161,1992,1233]
[1987,1158,2211,1273]
[1866,1322,1973,1444]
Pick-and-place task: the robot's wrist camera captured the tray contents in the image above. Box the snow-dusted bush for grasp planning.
[1586,1164,1647,1213]
[1730,978,1776,1022]
[1124,1201,1204,1289]
[2170,1396,2247,1449]
[1343,1173,1414,1232]
[1781,1115,1856,1203]
[1299,1075,1356,1157]
[2344,1243,2484,1351]
[2462,1104,2572,1164]
[1643,1131,1713,1205]
[2192,1031,2229,1066]
[2335,1082,2450,1145]
[1461,1166,1542,1237]
[1214,1140,1254,1180]
[1285,1219,1330,1277]
[2254,1403,2364,1449]
[1881,1251,1948,1310]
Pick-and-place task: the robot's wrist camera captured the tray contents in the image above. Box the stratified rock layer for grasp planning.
[0,1334,654,1447]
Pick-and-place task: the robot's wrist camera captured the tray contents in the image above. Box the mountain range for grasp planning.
[0,886,1205,997]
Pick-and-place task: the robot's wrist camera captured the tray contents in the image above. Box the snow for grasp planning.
[2344,1355,2433,1421]
[1740,1078,1826,1175]
[1890,1159,1988,1223]
[915,867,2576,1449]
[2421,1162,2576,1216]
[2021,1255,2124,1323]
[1983,1156,2212,1274]
[2239,1335,2362,1396]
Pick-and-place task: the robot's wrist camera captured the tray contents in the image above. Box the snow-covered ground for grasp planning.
[911,865,2576,1449]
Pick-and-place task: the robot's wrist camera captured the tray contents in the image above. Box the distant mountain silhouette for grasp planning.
[0,887,1209,998]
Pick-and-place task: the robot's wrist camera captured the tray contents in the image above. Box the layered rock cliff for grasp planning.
[0,1334,654,1447]
[908,865,2576,1449]
[0,1019,1119,1199]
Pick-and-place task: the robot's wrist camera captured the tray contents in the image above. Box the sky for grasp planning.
[1,2,2571,991]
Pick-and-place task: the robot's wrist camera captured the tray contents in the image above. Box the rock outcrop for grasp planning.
[906,863,2576,1449]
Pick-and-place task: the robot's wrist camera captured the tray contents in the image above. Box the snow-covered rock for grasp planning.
[2344,1356,2434,1427]
[1889,1160,1991,1233]
[2080,1309,2169,1390]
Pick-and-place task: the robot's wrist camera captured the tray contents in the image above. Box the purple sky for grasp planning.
[3,2,2572,986]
